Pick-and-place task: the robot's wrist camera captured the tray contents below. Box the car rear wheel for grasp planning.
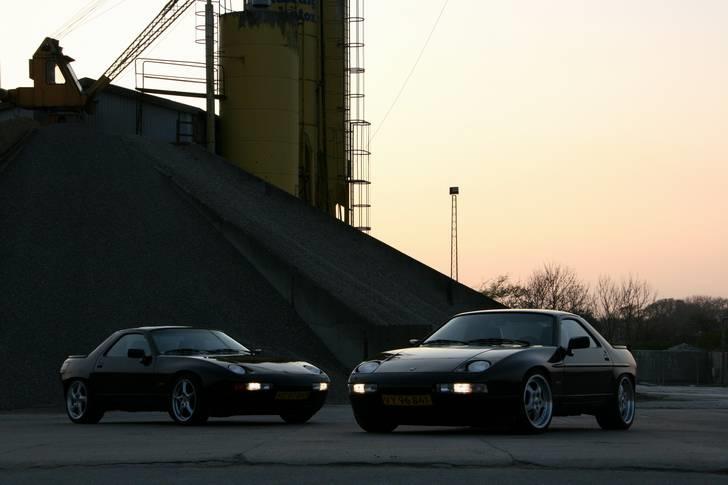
[515,371,553,433]
[280,411,316,424]
[169,376,208,425]
[354,411,398,433]
[65,380,103,424]
[596,375,635,430]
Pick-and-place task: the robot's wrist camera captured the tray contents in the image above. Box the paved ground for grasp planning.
[1,398,727,484]
[637,384,728,408]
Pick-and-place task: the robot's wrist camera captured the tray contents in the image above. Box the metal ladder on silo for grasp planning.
[345,0,371,232]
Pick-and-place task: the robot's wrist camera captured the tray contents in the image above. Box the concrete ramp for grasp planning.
[0,123,500,409]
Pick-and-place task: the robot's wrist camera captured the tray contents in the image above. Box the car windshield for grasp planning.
[424,313,556,347]
[151,329,250,355]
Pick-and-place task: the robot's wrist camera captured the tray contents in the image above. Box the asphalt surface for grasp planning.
[637,384,728,408]
[1,398,727,484]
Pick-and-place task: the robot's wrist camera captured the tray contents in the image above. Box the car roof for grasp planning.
[124,325,193,332]
[454,308,579,318]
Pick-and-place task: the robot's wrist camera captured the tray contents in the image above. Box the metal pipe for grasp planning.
[205,0,216,153]
[317,0,329,211]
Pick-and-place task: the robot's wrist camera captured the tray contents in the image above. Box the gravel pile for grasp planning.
[0,124,347,408]
[0,122,499,410]
[138,136,501,330]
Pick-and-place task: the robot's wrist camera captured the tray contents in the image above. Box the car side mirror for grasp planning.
[409,339,422,346]
[127,348,146,359]
[567,336,590,354]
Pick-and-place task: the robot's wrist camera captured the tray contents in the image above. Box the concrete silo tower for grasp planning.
[218,0,353,222]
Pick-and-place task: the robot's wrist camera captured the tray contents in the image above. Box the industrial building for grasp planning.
[2,78,207,143]
[0,1,501,409]
[1,0,370,229]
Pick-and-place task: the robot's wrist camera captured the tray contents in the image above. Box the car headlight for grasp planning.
[303,364,323,374]
[355,361,380,374]
[350,383,378,394]
[437,383,488,394]
[228,364,247,375]
[466,361,491,372]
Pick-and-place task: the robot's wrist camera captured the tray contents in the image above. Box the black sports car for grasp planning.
[61,326,330,425]
[348,310,636,433]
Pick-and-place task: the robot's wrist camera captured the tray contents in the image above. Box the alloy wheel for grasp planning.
[172,378,198,423]
[617,376,635,424]
[66,381,88,420]
[523,374,553,429]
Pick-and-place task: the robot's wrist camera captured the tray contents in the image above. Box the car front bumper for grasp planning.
[207,375,329,417]
[348,374,519,426]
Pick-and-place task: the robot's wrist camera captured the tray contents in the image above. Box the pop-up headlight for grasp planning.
[355,361,380,374]
[466,361,491,372]
[303,364,323,374]
[228,364,247,375]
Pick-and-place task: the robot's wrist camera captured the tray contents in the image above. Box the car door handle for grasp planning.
[603,352,610,361]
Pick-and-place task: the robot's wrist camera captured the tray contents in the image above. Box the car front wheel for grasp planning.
[353,411,398,433]
[280,411,316,424]
[65,380,103,424]
[515,371,553,433]
[596,375,635,430]
[169,376,208,425]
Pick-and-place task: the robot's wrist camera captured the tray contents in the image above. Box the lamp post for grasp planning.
[449,186,459,282]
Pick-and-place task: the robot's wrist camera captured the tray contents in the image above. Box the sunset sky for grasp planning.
[2,0,726,298]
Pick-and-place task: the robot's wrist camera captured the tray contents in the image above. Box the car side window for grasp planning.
[106,334,151,357]
[560,319,598,348]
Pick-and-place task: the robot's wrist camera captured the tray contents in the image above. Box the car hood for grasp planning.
[186,354,325,375]
[370,346,528,373]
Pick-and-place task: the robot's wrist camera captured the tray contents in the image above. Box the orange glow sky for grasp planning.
[2,0,726,298]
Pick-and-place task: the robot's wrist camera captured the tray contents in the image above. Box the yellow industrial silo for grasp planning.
[272,0,321,207]
[219,9,300,195]
[219,1,349,220]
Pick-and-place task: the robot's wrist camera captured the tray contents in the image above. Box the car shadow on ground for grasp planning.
[372,422,607,437]
[80,416,318,428]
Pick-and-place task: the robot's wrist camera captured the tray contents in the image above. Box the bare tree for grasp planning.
[521,263,594,315]
[594,274,655,343]
[618,275,656,343]
[480,275,527,308]
[480,266,659,346]
[594,275,621,340]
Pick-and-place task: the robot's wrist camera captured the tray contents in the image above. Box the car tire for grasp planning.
[596,374,635,430]
[168,375,209,425]
[280,411,316,424]
[514,371,553,434]
[65,379,104,424]
[353,411,398,433]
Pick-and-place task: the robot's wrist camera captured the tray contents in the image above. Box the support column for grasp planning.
[205,0,216,154]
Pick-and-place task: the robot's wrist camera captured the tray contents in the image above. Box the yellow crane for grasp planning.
[1,0,196,111]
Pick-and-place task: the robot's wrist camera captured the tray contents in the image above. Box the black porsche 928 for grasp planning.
[348,310,636,433]
[61,326,330,425]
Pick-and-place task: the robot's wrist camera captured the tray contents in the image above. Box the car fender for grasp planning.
[482,347,565,397]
